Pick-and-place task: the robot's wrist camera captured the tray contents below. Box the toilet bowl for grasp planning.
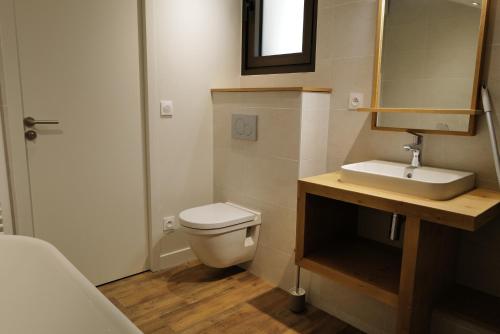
[179,202,261,268]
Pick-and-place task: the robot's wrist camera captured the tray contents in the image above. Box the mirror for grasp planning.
[366,0,488,135]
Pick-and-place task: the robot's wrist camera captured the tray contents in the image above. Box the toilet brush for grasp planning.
[289,265,306,313]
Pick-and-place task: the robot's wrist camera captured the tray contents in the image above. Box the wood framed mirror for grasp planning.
[360,0,490,135]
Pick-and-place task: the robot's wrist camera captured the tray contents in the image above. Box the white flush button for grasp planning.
[160,100,174,117]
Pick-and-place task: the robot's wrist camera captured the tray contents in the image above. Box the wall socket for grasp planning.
[348,92,364,110]
[162,216,178,232]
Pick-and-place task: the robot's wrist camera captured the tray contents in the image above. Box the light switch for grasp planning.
[232,114,257,141]
[348,92,364,110]
[160,100,173,117]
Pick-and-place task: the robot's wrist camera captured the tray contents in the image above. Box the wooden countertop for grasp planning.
[299,172,500,231]
[211,87,332,93]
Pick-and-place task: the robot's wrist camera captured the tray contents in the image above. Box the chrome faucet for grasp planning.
[403,131,423,168]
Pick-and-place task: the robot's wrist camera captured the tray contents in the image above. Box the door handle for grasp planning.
[24,116,60,128]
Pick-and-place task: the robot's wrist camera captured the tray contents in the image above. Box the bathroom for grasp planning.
[0,0,499,333]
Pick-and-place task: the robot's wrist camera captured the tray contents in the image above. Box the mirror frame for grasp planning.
[367,0,490,136]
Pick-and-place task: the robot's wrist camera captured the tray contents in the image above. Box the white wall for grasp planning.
[144,0,241,270]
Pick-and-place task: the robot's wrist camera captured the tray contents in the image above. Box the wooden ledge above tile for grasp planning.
[211,87,333,94]
[357,107,481,115]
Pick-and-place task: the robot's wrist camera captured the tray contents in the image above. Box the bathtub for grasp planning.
[0,235,142,334]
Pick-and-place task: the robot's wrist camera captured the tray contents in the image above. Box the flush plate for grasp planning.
[232,114,258,141]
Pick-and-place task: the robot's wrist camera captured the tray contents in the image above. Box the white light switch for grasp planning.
[348,92,364,110]
[232,114,258,141]
[160,100,174,117]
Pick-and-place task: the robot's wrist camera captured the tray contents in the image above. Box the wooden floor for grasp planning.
[99,261,364,334]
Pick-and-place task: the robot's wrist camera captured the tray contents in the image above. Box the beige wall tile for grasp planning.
[242,154,299,209]
[248,244,306,292]
[331,56,374,111]
[331,0,377,59]
[299,158,328,178]
[307,273,397,334]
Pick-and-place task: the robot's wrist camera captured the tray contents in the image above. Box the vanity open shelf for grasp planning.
[435,284,500,332]
[303,238,402,306]
[299,193,402,306]
[296,172,500,334]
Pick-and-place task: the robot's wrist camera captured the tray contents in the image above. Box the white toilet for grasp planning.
[179,202,261,268]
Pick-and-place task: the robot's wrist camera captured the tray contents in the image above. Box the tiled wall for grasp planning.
[237,0,500,332]
[212,91,330,294]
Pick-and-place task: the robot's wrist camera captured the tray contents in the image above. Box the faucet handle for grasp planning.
[407,130,423,145]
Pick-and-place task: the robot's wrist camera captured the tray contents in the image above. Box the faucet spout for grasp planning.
[403,131,423,168]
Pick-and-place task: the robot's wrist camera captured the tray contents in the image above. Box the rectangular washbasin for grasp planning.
[340,160,475,200]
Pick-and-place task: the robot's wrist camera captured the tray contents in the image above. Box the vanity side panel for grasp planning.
[398,218,460,334]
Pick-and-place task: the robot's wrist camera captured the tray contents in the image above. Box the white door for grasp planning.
[11,0,149,285]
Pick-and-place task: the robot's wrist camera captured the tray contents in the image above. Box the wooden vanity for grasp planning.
[295,172,500,334]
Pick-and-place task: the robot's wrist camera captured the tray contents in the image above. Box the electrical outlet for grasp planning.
[162,216,177,232]
[348,92,364,110]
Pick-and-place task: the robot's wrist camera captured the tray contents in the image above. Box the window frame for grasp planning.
[241,0,318,75]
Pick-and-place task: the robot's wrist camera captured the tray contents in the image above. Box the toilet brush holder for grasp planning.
[289,265,306,313]
[289,287,306,313]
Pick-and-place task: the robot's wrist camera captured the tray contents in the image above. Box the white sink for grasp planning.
[340,160,475,200]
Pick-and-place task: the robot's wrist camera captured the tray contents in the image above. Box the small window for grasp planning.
[242,0,318,75]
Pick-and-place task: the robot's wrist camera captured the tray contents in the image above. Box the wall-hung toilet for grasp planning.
[179,203,261,268]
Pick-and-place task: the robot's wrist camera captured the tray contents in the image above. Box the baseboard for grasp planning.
[157,247,196,271]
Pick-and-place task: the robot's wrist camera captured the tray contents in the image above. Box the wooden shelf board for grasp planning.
[435,285,500,332]
[299,238,401,307]
[357,107,481,115]
[300,172,500,231]
[210,87,332,94]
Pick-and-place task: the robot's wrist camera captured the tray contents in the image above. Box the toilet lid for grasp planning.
[179,203,256,230]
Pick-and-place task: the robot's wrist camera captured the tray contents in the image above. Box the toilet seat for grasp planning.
[178,202,261,268]
[179,203,256,230]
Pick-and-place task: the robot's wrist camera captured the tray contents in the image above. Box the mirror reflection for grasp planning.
[375,0,484,133]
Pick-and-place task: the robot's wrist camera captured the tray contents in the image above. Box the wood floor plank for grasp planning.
[98,262,363,334]
[164,276,272,331]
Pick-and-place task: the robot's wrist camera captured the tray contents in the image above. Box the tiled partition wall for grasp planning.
[212,90,329,287]
[213,90,397,334]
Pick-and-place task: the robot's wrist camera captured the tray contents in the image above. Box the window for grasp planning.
[242,0,318,75]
